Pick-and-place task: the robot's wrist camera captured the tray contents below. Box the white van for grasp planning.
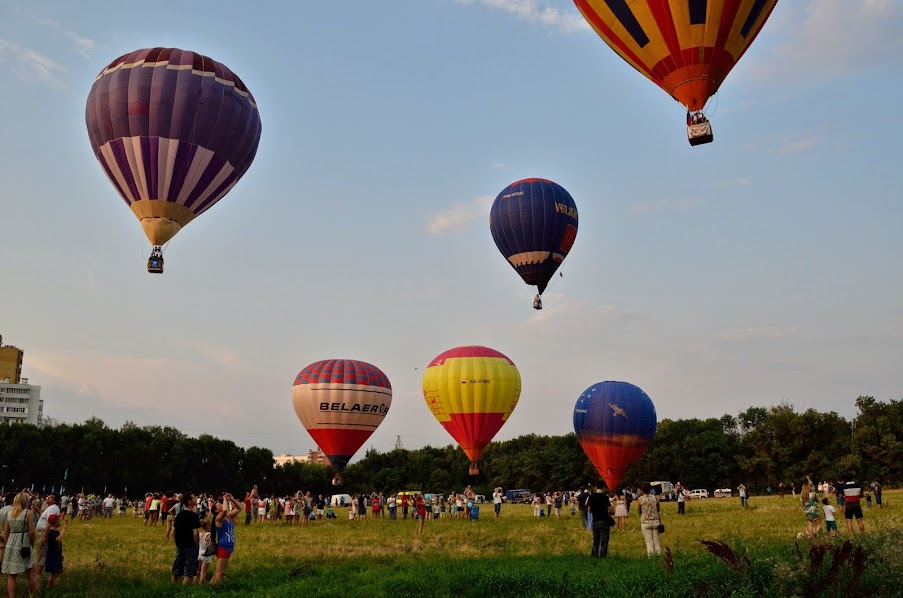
[329,493,353,507]
[650,481,675,501]
[689,489,709,499]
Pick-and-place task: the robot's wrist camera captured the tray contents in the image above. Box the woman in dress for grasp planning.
[2,491,38,596]
[614,491,628,530]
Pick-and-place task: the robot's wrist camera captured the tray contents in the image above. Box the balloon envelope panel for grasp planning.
[573,381,657,490]
[292,359,392,471]
[422,346,521,462]
[85,48,262,245]
[574,0,779,110]
[489,178,578,295]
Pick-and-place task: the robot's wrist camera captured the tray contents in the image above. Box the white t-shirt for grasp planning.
[493,491,502,505]
[103,497,115,509]
[823,504,836,522]
[37,504,61,532]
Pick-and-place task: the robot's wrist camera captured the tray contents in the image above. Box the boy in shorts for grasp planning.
[821,498,837,537]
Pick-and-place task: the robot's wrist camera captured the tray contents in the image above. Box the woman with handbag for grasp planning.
[2,491,38,596]
[637,483,662,557]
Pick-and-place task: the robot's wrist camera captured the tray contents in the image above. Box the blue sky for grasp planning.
[1,1,901,458]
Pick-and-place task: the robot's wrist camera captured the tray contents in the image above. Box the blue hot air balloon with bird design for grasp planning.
[573,381,657,491]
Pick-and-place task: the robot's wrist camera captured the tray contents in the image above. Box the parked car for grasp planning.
[714,488,732,498]
[474,494,486,504]
[689,489,709,499]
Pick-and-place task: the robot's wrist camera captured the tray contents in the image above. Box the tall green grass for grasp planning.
[34,491,902,597]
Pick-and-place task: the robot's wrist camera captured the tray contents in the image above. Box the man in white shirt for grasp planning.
[103,494,116,518]
[35,493,62,575]
[492,487,503,519]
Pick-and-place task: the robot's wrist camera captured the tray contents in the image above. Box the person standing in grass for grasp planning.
[415,494,427,536]
[738,484,748,508]
[492,487,503,519]
[2,491,38,596]
[873,481,883,509]
[210,493,241,585]
[576,488,590,529]
[841,479,865,535]
[676,487,686,515]
[387,494,397,520]
[171,493,199,585]
[637,483,661,557]
[197,519,213,584]
[821,498,837,537]
[804,492,821,538]
[586,484,612,558]
[41,514,67,590]
[834,480,846,517]
[614,492,628,529]
[34,492,60,576]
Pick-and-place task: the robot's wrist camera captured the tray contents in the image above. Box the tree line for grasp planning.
[2,396,899,498]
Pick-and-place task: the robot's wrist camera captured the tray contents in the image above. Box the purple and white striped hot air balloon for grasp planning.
[85,48,262,273]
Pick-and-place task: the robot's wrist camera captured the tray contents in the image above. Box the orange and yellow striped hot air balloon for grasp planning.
[574,0,780,144]
[422,346,521,475]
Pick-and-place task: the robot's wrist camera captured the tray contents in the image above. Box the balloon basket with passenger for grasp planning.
[469,462,480,476]
[147,246,164,274]
[686,111,714,146]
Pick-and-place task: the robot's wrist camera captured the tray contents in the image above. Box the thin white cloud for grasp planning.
[721,326,799,341]
[630,196,703,215]
[426,195,493,234]
[27,350,194,409]
[180,339,243,369]
[752,0,903,81]
[777,138,817,155]
[735,178,751,186]
[64,32,97,57]
[456,0,589,33]
[490,162,506,169]
[0,38,65,85]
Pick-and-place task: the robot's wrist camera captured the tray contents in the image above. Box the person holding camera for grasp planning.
[210,493,242,585]
[2,491,38,595]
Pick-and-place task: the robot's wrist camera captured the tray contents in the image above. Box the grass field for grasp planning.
[24,491,903,597]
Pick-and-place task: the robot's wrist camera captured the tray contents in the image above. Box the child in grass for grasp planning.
[42,514,68,589]
[197,519,213,584]
[821,498,837,537]
[804,492,821,538]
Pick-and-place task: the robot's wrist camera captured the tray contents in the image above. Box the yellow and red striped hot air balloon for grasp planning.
[574,0,780,145]
[422,346,521,475]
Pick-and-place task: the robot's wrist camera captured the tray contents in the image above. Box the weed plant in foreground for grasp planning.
[41,491,902,597]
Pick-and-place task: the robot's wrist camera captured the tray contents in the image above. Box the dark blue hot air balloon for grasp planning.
[489,178,578,309]
[573,381,657,491]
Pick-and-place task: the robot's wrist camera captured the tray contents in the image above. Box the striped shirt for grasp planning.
[841,481,862,504]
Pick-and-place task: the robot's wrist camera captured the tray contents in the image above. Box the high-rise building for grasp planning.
[0,377,43,427]
[0,335,24,384]
[0,335,44,427]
